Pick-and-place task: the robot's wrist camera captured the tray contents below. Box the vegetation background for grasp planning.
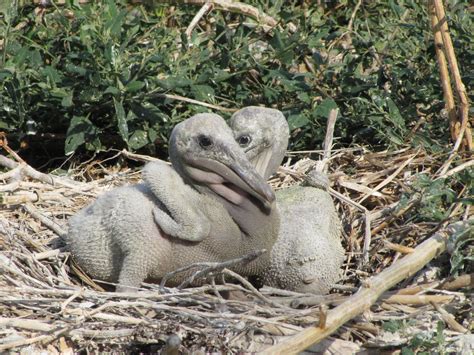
[1,0,472,165]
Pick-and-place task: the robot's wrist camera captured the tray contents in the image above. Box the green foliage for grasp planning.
[448,219,474,275]
[0,0,472,156]
[402,321,447,354]
[403,167,473,275]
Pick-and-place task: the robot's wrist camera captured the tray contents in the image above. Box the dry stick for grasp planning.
[0,317,54,332]
[428,2,457,143]
[358,153,417,204]
[383,241,414,254]
[261,220,468,354]
[0,327,71,352]
[382,294,454,305]
[440,273,473,291]
[0,155,82,189]
[314,109,373,265]
[221,268,289,309]
[346,0,362,34]
[318,108,339,174]
[436,159,474,179]
[185,2,213,40]
[371,193,421,237]
[160,249,266,289]
[432,0,472,151]
[163,0,278,28]
[23,203,67,237]
[0,134,25,164]
[430,301,468,333]
[329,187,371,266]
[121,149,161,163]
[156,93,236,112]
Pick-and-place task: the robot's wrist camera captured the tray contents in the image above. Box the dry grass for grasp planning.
[0,147,472,353]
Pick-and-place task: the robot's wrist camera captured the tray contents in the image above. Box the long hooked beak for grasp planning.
[185,145,275,211]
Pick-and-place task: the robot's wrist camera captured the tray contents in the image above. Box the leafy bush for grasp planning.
[0,0,472,158]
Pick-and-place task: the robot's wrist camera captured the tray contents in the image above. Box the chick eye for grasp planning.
[238,135,251,147]
[198,135,213,149]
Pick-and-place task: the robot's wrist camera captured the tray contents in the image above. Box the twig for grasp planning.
[430,301,468,333]
[23,203,67,237]
[1,191,71,206]
[0,326,70,351]
[432,0,472,151]
[0,133,25,164]
[318,305,328,328]
[155,93,237,112]
[347,0,362,34]
[0,155,82,189]
[34,249,61,261]
[358,153,417,203]
[428,1,457,143]
[121,149,161,163]
[383,241,414,254]
[436,159,474,179]
[68,328,135,339]
[382,294,454,305]
[221,268,288,309]
[162,0,278,29]
[315,108,339,174]
[329,187,372,266]
[261,221,469,354]
[0,317,54,332]
[160,249,266,289]
[185,2,213,40]
[371,193,421,236]
[439,273,473,291]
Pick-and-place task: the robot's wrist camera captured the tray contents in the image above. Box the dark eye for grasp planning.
[198,135,213,148]
[238,135,251,147]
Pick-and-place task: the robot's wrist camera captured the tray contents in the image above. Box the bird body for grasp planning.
[230,107,345,294]
[65,114,279,291]
[263,184,344,294]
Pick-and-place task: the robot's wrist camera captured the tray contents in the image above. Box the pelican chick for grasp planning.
[230,106,345,294]
[65,113,279,292]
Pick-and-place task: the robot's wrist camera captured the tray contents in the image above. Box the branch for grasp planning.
[159,249,266,289]
[261,220,470,354]
[431,0,472,151]
[163,0,278,28]
[185,2,213,40]
[155,93,237,112]
[428,2,456,143]
[0,155,82,189]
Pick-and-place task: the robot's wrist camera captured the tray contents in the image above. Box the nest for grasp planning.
[0,147,471,353]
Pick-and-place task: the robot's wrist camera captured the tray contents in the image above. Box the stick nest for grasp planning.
[0,147,471,353]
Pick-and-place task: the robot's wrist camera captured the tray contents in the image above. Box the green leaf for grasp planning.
[288,114,310,130]
[191,85,215,101]
[113,98,128,144]
[61,93,74,107]
[65,64,87,76]
[297,92,311,104]
[129,129,148,150]
[314,99,338,118]
[104,86,120,95]
[125,80,145,93]
[157,76,193,90]
[41,66,61,83]
[386,98,405,128]
[65,116,92,155]
[50,88,70,98]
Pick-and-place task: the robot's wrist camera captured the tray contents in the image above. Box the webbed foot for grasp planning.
[303,168,329,191]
